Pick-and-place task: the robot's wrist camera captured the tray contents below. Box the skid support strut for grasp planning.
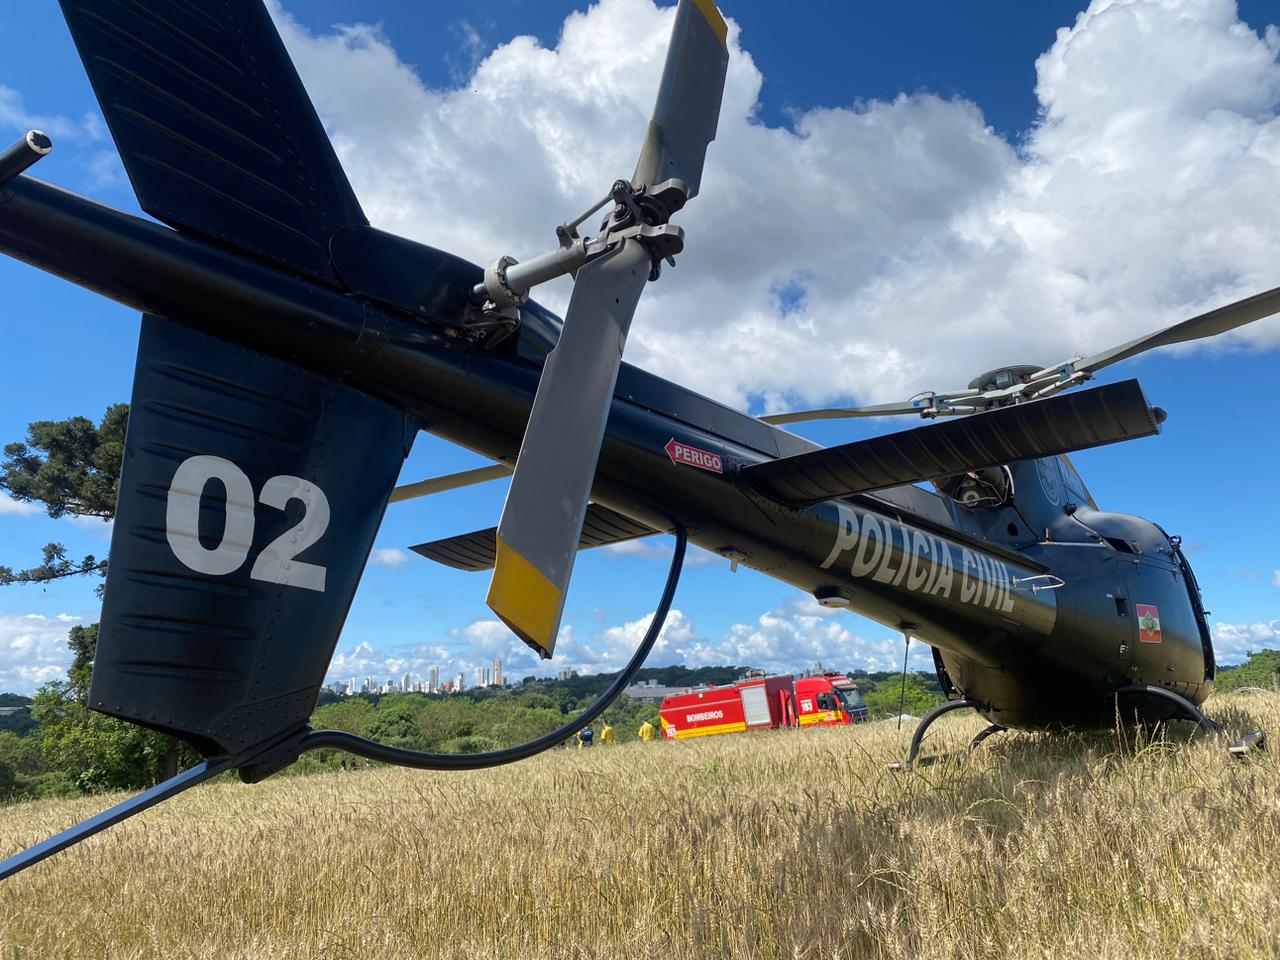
[1114,684,1221,735]
[890,698,978,771]
[970,723,1006,750]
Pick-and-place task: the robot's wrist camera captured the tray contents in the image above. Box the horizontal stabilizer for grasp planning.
[413,504,656,572]
[744,379,1160,506]
[59,0,367,284]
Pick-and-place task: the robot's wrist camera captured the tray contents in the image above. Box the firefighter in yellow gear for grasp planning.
[638,719,656,742]
[600,722,615,745]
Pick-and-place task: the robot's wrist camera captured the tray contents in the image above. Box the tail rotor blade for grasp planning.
[486,0,729,657]
[488,242,652,656]
[633,0,729,197]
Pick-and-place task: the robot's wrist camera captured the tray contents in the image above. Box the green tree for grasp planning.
[2,403,193,790]
[0,405,124,588]
[862,674,944,719]
[1214,650,1280,692]
[489,705,564,746]
[65,624,98,702]
[30,682,178,793]
[417,699,477,748]
[439,734,502,754]
[366,697,429,751]
[312,698,378,736]
[0,757,16,802]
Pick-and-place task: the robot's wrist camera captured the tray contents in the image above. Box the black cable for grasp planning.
[300,523,687,770]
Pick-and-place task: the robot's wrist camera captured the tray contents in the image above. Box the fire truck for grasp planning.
[658,672,869,740]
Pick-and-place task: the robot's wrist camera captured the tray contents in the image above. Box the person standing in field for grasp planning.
[600,721,614,745]
[638,719,656,742]
[578,725,594,749]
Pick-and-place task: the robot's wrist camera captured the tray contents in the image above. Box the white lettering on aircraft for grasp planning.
[821,503,1014,613]
[665,438,723,474]
[165,455,330,592]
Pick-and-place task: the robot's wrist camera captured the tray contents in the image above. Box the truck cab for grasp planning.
[794,673,869,726]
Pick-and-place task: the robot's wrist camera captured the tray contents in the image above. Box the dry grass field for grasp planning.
[2,693,1279,960]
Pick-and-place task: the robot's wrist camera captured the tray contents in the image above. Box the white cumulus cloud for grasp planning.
[0,492,39,517]
[0,611,88,693]
[325,596,932,689]
[269,0,1280,414]
[1213,620,1280,664]
[370,547,413,569]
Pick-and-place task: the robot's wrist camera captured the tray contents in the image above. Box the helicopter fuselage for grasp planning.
[0,174,1214,731]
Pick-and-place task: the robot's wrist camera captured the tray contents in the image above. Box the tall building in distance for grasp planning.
[493,659,504,687]
[455,672,465,692]
[429,666,440,694]
[401,670,412,693]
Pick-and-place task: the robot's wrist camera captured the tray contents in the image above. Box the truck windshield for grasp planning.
[832,687,865,711]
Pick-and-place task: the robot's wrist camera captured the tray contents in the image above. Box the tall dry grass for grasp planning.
[2,693,1279,960]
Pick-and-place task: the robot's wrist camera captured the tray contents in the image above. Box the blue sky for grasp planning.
[1,0,1278,693]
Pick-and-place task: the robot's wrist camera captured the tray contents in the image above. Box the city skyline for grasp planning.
[331,659,508,697]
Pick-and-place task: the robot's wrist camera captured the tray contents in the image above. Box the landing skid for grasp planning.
[1115,683,1266,757]
[0,757,235,881]
[887,686,1266,774]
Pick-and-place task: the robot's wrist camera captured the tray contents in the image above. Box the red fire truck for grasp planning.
[659,672,869,740]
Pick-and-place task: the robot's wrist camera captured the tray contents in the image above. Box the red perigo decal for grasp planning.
[665,438,723,474]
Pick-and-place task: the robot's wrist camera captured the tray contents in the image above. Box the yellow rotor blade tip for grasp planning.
[692,0,729,50]
[487,537,563,659]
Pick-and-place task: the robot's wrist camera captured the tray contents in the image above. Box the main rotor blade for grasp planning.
[487,241,652,657]
[390,464,510,504]
[743,379,1161,506]
[759,398,975,425]
[632,0,729,198]
[1076,283,1280,376]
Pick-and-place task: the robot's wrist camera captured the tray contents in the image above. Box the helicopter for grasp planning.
[0,0,1274,880]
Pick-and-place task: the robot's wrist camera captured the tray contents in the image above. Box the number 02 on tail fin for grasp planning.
[92,317,413,757]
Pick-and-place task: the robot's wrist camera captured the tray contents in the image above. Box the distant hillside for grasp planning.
[0,694,35,736]
[1216,650,1280,693]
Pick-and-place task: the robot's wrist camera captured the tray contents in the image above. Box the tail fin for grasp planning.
[58,0,366,284]
[91,316,413,756]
